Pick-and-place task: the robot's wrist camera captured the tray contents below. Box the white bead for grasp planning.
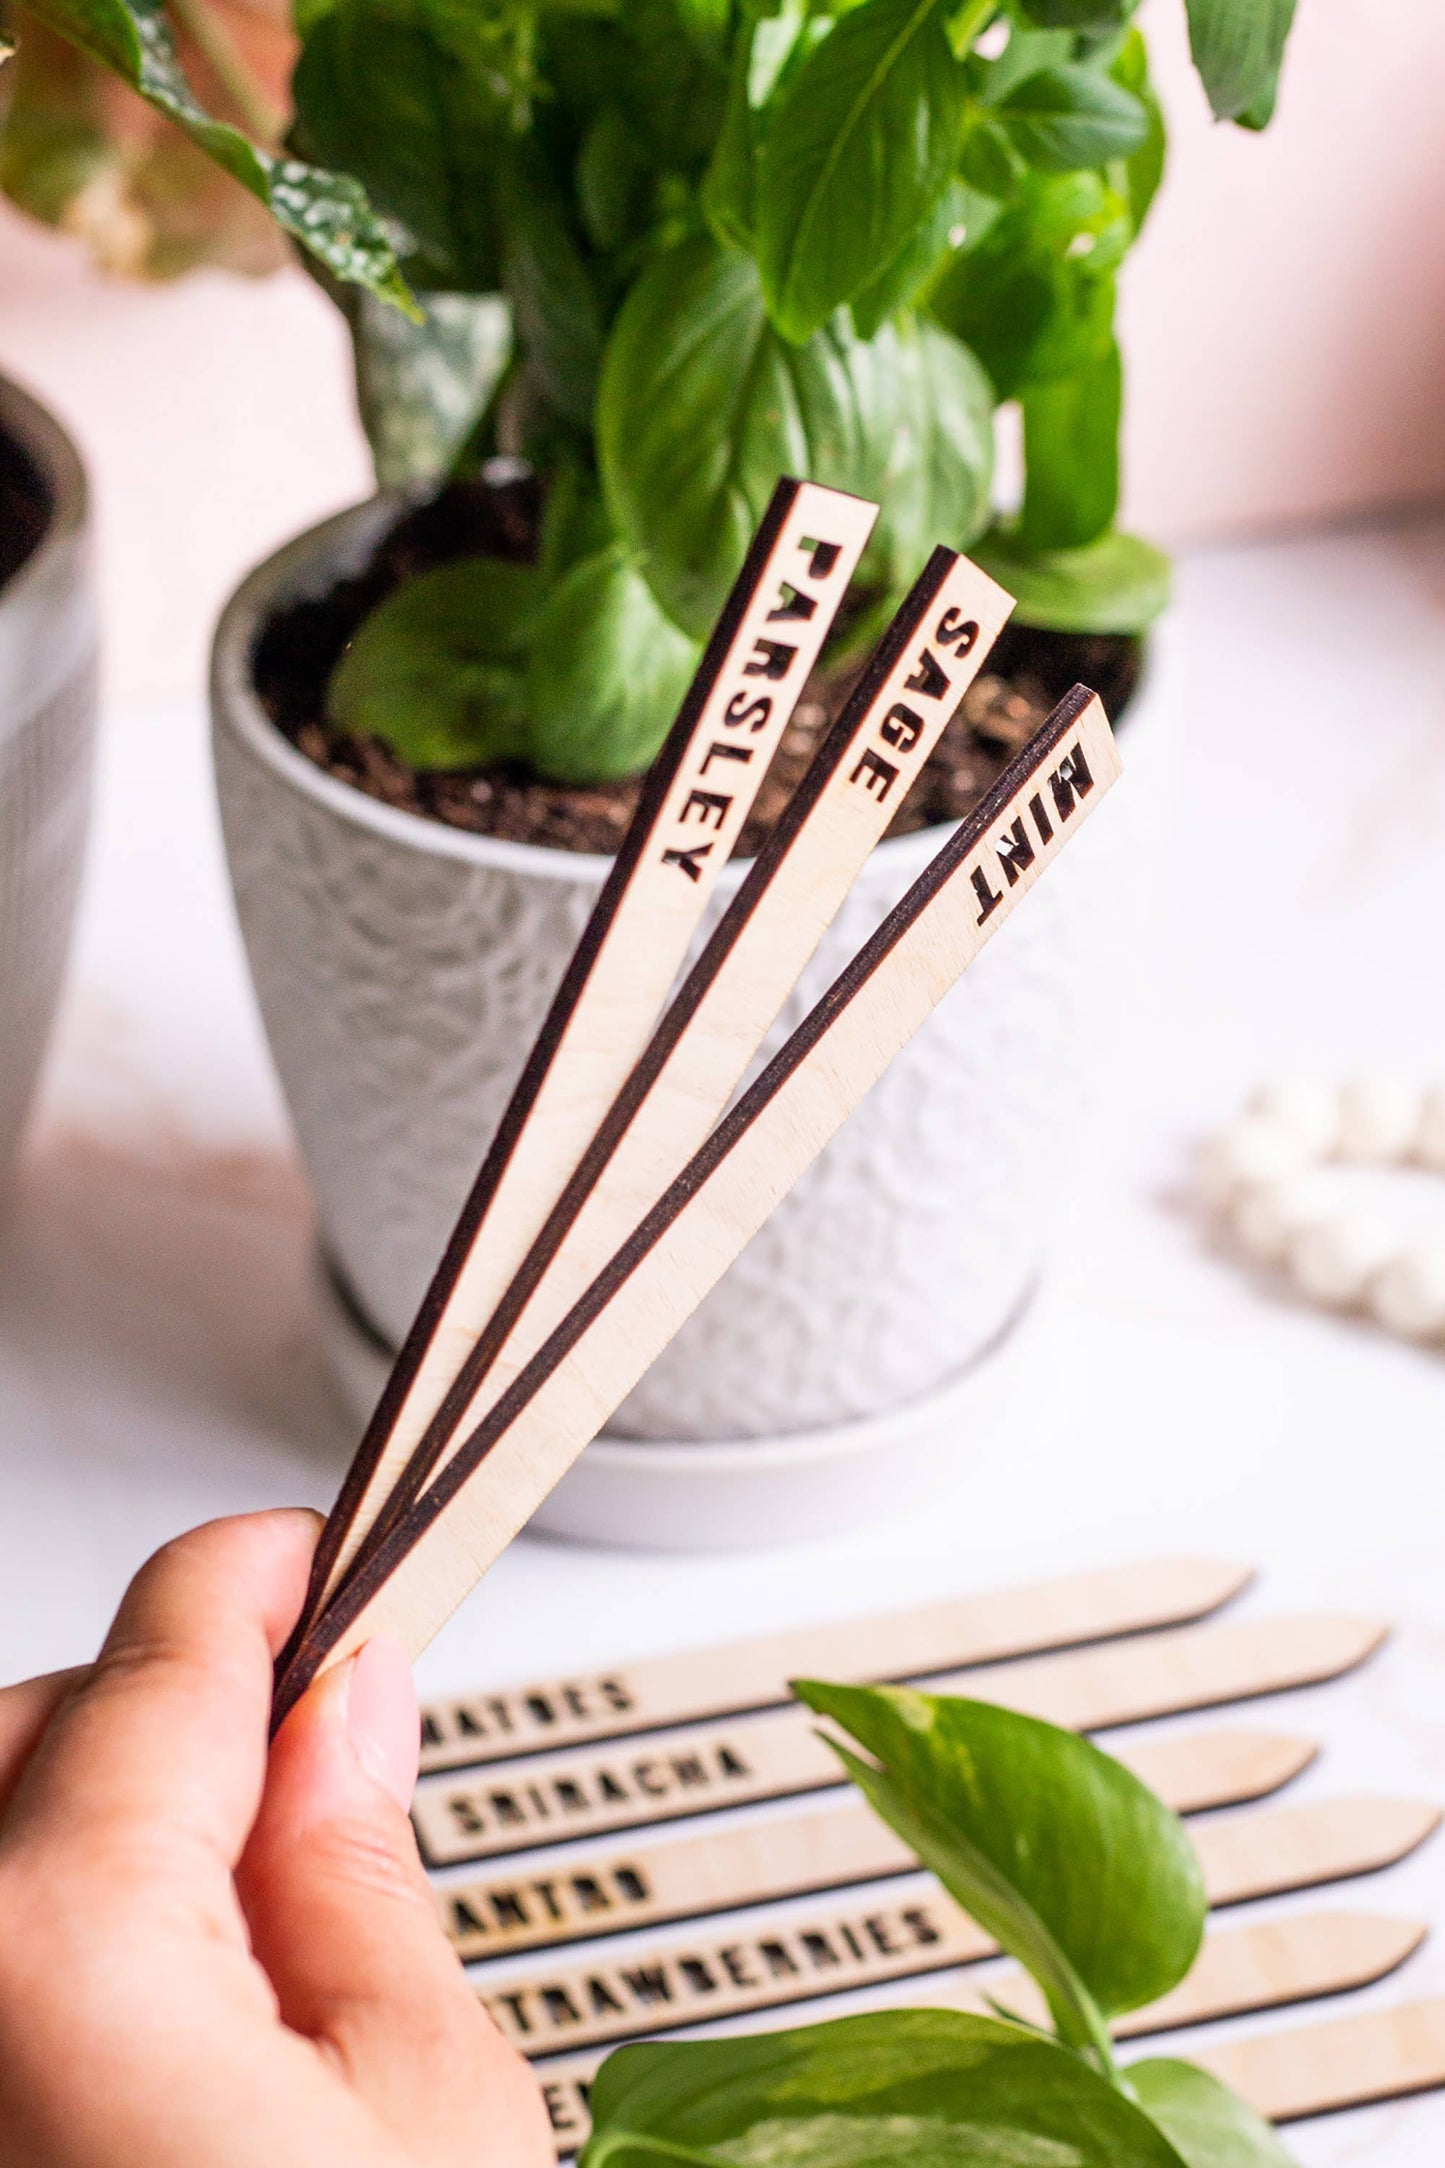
[1338,1076,1424,1163]
[1247,1079,1341,1158]
[1414,1084,1445,1170]
[1197,1116,1312,1210]
[1368,1244,1445,1341]
[1287,1211,1395,1309]
[1229,1173,1333,1266]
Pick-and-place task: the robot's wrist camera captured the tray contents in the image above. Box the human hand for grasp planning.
[0,1510,553,2168]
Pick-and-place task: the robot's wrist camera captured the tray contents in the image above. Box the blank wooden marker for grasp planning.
[439,1765,1429,1964]
[284,688,1122,1695]
[411,1612,1382,1866]
[342,548,1015,1566]
[415,1555,1251,1775]
[530,1912,1427,2151]
[288,477,878,1645]
[1197,1997,1445,2122]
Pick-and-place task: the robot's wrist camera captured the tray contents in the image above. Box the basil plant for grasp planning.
[582,1683,1300,2168]
[0,0,1298,782]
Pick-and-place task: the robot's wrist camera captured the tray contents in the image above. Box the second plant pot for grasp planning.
[213,493,1174,1545]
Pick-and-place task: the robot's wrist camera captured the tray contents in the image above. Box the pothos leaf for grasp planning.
[793,1682,1207,2027]
[755,0,966,343]
[18,0,415,310]
[1129,2059,1300,2168]
[580,2008,1192,2168]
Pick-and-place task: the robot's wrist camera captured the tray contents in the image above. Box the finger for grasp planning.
[239,1638,552,2168]
[0,1669,86,1810]
[0,1511,320,1883]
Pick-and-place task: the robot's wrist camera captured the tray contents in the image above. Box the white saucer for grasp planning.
[311,1249,1035,1553]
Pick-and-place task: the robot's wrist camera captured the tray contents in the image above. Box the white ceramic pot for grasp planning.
[0,376,96,1198]
[213,494,1176,1541]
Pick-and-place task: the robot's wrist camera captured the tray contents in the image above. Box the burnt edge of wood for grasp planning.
[344,545,970,1570]
[276,476,814,1679]
[275,685,1098,1718]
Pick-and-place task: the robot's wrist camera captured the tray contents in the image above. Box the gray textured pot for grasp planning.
[213,494,1174,1528]
[0,377,96,1196]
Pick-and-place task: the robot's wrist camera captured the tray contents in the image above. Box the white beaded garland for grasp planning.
[1337,1075,1424,1163]
[1201,1079,1445,1347]
[1369,1244,1445,1342]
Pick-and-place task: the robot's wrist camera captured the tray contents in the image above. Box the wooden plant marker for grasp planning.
[439,1772,1436,1964]
[481,1901,1422,2062]
[292,477,878,1635]
[340,548,1015,1563]
[1197,1998,1445,2122]
[452,1795,1438,2029]
[530,1912,1426,2150]
[411,1611,1384,1866]
[415,1555,1251,1776]
[281,687,1122,1698]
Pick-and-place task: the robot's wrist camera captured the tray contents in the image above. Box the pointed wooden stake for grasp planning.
[288,478,879,1647]
[411,1613,1381,1867]
[281,688,1121,1700]
[415,1556,1251,1775]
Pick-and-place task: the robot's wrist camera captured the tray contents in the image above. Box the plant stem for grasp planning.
[165,0,284,146]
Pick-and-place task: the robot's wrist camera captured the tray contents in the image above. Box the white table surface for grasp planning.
[4,512,1445,2159]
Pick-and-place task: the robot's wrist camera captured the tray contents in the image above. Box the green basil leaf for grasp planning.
[866,313,994,586]
[327,557,544,770]
[1129,2060,1299,2167]
[676,0,733,57]
[970,524,1171,632]
[1000,63,1147,171]
[848,176,970,338]
[794,1682,1206,2024]
[291,0,516,290]
[755,0,967,343]
[19,0,413,310]
[543,0,728,174]
[344,288,511,488]
[598,236,895,639]
[524,543,701,782]
[581,2008,1191,2168]
[929,170,1126,394]
[1012,0,1134,26]
[576,105,655,253]
[975,23,1073,104]
[1110,25,1165,233]
[702,26,758,249]
[1183,0,1297,126]
[500,143,605,431]
[957,110,1026,199]
[1018,333,1120,548]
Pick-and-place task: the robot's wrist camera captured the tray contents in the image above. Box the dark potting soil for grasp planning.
[0,426,51,596]
[255,471,1141,857]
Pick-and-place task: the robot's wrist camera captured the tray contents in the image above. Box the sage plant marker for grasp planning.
[280,688,1121,1695]
[292,477,878,1639]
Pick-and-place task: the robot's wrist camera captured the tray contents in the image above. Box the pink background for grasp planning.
[1,0,1442,707]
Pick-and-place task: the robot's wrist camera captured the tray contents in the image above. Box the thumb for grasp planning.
[238,1640,548,2166]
